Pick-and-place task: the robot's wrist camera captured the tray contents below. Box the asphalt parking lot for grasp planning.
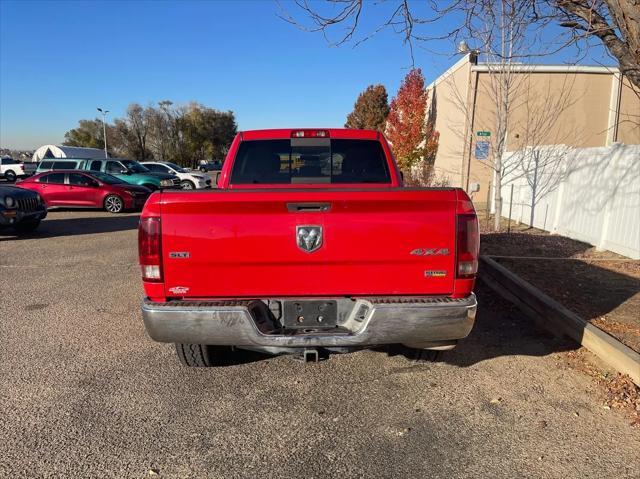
[1,210,639,478]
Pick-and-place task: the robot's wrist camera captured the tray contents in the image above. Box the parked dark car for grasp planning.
[199,160,223,172]
[0,185,47,234]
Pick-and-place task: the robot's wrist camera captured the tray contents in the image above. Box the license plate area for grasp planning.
[282,300,337,329]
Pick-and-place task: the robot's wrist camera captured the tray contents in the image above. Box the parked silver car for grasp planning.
[141,161,211,189]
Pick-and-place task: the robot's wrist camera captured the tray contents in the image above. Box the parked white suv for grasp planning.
[0,157,26,183]
[141,161,211,189]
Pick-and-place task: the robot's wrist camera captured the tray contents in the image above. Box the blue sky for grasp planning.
[0,0,611,150]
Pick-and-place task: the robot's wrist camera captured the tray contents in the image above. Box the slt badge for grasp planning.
[297,225,323,253]
[168,286,189,295]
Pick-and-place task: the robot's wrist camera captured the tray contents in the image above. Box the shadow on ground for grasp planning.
[198,282,579,368]
[494,257,640,353]
[0,213,140,240]
[481,226,640,351]
[481,231,592,258]
[394,281,578,367]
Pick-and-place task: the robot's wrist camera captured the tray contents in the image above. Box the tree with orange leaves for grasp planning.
[385,68,438,173]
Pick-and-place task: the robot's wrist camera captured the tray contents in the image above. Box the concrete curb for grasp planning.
[480,255,640,386]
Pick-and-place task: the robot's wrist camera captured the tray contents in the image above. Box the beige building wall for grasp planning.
[428,57,639,205]
[465,73,498,201]
[468,70,615,199]
[503,72,613,149]
[426,57,471,186]
[617,78,640,145]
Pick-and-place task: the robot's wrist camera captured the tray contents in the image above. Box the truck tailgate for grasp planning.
[160,189,457,298]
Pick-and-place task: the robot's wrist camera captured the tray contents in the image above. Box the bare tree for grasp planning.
[424,59,581,231]
[280,1,640,89]
[126,104,152,160]
[505,72,582,226]
[434,1,541,231]
[555,0,640,88]
[147,100,173,160]
[282,0,616,231]
[477,1,533,230]
[64,101,238,165]
[439,62,582,229]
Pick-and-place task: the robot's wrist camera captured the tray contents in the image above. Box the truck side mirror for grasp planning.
[215,171,221,186]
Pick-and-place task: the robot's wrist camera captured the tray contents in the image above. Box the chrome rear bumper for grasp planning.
[142,294,477,349]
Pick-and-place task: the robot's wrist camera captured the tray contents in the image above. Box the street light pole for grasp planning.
[97,107,109,158]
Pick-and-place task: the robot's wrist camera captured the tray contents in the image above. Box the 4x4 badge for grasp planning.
[410,248,450,256]
[297,225,322,253]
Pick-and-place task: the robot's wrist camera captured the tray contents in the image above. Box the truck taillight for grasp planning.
[139,217,162,282]
[291,130,329,138]
[456,214,479,278]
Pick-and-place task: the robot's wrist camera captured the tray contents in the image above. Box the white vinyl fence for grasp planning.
[498,143,640,259]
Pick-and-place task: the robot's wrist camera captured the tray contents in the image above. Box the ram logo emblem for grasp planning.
[297,226,323,253]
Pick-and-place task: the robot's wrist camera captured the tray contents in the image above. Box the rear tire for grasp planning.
[14,219,40,235]
[103,194,124,213]
[180,180,196,190]
[175,343,231,367]
[4,170,17,182]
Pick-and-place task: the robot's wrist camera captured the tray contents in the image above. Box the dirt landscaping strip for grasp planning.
[480,214,640,353]
[494,255,640,352]
[480,256,640,386]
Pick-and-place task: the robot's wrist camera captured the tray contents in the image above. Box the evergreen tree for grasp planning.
[345,84,390,132]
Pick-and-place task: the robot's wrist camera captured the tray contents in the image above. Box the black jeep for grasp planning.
[0,185,47,235]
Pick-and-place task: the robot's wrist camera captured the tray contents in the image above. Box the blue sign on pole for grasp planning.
[475,140,490,160]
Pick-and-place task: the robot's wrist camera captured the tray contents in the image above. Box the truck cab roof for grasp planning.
[239,128,381,141]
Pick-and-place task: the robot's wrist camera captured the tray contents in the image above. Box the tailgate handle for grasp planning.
[287,202,331,212]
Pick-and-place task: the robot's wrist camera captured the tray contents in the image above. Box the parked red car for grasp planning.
[19,170,151,213]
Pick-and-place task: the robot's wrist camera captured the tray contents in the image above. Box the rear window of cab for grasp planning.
[230,139,391,185]
[38,160,80,169]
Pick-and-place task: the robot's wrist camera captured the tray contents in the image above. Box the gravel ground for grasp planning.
[1,210,639,478]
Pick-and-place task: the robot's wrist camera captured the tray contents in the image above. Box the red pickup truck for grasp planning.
[139,129,479,366]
